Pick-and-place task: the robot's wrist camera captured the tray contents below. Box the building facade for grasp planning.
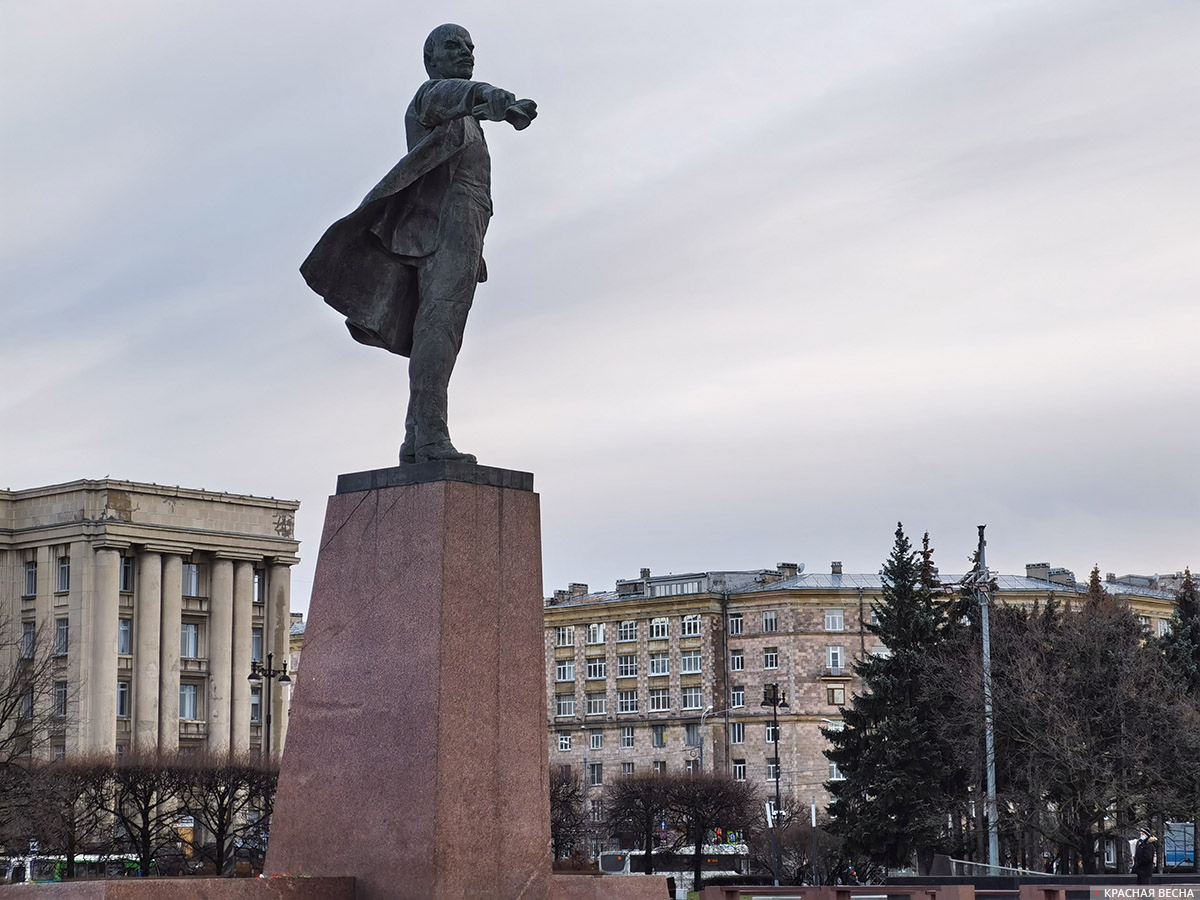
[543,559,1179,839]
[1,479,300,761]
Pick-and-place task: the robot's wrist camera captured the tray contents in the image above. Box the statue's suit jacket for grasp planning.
[300,79,495,358]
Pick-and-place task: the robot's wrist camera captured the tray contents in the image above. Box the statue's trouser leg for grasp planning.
[405,236,484,453]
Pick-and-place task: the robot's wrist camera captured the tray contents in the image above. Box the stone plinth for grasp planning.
[266,467,551,899]
[0,877,355,899]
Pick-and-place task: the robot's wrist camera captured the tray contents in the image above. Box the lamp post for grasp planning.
[762,683,788,886]
[248,651,291,760]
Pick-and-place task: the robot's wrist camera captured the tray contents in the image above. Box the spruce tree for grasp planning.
[823,525,962,874]
[1161,569,1200,694]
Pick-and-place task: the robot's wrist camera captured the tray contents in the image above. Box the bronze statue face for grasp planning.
[424,25,474,80]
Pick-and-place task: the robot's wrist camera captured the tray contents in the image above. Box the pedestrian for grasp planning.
[1132,829,1158,884]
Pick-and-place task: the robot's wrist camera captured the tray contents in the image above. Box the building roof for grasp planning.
[546,571,1176,605]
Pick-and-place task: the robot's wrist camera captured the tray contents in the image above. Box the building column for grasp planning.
[268,561,292,757]
[159,554,183,753]
[230,561,254,757]
[208,558,234,758]
[86,547,121,755]
[134,552,162,752]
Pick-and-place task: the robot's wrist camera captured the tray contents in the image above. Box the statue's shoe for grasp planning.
[415,441,477,465]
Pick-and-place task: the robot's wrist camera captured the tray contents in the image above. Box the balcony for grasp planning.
[179,720,208,739]
[180,656,209,675]
[182,596,209,614]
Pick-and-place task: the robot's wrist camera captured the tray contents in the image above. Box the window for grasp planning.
[762,610,777,633]
[253,569,265,603]
[555,626,574,647]
[54,681,67,717]
[681,686,702,709]
[621,762,635,775]
[825,609,844,632]
[1137,615,1151,632]
[617,620,637,642]
[621,725,634,749]
[20,688,33,719]
[871,645,892,658]
[732,759,746,781]
[182,563,202,597]
[180,683,198,720]
[728,613,742,635]
[586,623,606,645]
[588,763,603,786]
[766,757,780,781]
[590,729,603,750]
[685,723,700,747]
[827,645,844,672]
[729,649,744,671]
[56,555,71,593]
[730,686,745,708]
[120,557,135,593]
[181,623,200,659]
[252,627,264,663]
[53,744,66,761]
[24,561,37,597]
[829,761,845,781]
[22,621,36,659]
[650,617,669,640]
[730,721,745,744]
[649,653,669,676]
[651,580,701,597]
[587,692,607,715]
[556,659,575,682]
[55,618,69,656]
[870,607,879,626]
[558,732,572,751]
[680,649,701,674]
[763,647,778,669]
[555,694,576,717]
[766,722,779,743]
[617,690,638,713]
[685,758,699,774]
[118,618,132,655]
[649,688,670,711]
[586,657,606,680]
[589,800,604,823]
[117,681,131,718]
[827,686,846,705]
[617,655,637,678]
[1159,618,1171,637]
[681,614,702,637]
[652,760,666,774]
[652,724,666,748]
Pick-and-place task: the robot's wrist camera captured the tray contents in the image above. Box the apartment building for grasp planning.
[543,559,1179,834]
[1,479,300,760]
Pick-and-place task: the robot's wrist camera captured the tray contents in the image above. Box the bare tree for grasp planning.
[549,766,589,863]
[84,752,186,876]
[177,752,278,876]
[22,759,111,878]
[602,771,673,875]
[0,612,63,766]
[666,772,758,890]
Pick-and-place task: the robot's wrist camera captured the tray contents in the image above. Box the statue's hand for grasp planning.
[506,98,537,131]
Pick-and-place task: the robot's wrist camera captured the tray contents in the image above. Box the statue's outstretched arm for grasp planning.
[419,79,537,131]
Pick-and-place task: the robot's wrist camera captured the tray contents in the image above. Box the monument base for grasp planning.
[266,465,665,899]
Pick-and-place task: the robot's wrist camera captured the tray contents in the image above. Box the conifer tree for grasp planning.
[823,525,963,874]
[1161,569,1200,694]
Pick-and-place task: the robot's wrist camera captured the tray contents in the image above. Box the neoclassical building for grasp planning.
[1,479,300,760]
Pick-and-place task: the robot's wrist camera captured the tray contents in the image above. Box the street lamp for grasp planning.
[762,683,789,886]
[248,651,291,760]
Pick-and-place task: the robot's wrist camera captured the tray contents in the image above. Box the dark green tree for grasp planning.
[823,525,963,874]
[1158,569,1200,871]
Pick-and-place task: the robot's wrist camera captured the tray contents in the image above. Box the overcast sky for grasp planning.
[3,0,1197,612]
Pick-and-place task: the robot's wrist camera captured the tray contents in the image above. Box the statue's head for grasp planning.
[424,24,474,79]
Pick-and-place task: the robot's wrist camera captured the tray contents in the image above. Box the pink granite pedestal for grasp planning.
[266,465,663,900]
[266,469,550,899]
